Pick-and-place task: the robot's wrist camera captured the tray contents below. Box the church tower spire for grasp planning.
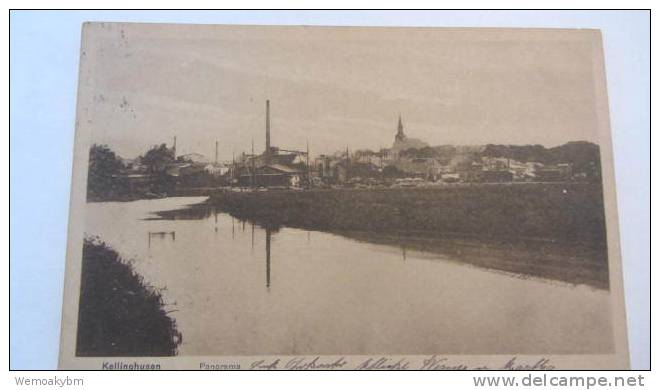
[395,114,406,142]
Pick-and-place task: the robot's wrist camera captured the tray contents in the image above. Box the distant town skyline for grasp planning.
[81,24,603,161]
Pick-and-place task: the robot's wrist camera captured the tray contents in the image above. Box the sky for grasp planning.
[80,23,603,161]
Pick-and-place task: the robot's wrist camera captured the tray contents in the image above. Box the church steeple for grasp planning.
[395,114,406,142]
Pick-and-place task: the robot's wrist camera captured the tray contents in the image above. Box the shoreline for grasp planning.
[206,183,609,289]
[76,237,182,357]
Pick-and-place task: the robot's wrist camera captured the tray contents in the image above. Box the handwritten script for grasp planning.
[247,356,555,370]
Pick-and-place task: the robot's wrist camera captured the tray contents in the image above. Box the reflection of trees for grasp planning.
[337,230,609,289]
[149,203,217,221]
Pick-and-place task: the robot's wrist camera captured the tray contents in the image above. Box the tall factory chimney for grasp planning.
[215,140,218,165]
[173,136,177,158]
[265,100,271,164]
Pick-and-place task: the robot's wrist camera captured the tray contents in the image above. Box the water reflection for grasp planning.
[148,231,175,249]
[150,200,608,289]
[266,229,271,290]
[148,202,279,290]
[89,197,613,356]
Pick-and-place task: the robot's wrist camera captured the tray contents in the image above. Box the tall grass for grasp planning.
[76,237,182,356]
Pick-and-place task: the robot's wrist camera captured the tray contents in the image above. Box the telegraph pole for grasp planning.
[265,100,271,164]
[231,150,235,181]
[346,146,350,181]
[306,139,310,189]
[251,138,255,188]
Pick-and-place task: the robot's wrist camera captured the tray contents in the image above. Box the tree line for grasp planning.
[86,143,177,201]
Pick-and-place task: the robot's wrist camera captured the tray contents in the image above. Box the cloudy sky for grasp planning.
[79,23,603,160]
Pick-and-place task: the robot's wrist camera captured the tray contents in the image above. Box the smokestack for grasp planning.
[173,136,177,158]
[215,141,218,165]
[265,100,271,164]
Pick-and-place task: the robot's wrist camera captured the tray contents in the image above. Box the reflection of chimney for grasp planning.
[266,228,271,289]
[265,100,271,164]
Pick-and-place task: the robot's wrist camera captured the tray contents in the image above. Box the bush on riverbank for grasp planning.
[76,237,182,356]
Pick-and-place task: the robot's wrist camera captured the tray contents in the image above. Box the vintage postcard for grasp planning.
[59,23,629,369]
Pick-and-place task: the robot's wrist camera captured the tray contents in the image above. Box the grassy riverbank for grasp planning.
[76,238,182,356]
[210,183,608,244]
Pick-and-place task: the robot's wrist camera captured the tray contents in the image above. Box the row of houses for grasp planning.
[312,153,573,185]
[212,112,577,187]
[307,118,576,185]
[114,107,582,193]
[114,148,575,195]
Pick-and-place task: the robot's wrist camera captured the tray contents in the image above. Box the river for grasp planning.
[84,196,613,356]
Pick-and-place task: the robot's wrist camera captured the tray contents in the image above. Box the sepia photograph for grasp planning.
[57,22,630,369]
